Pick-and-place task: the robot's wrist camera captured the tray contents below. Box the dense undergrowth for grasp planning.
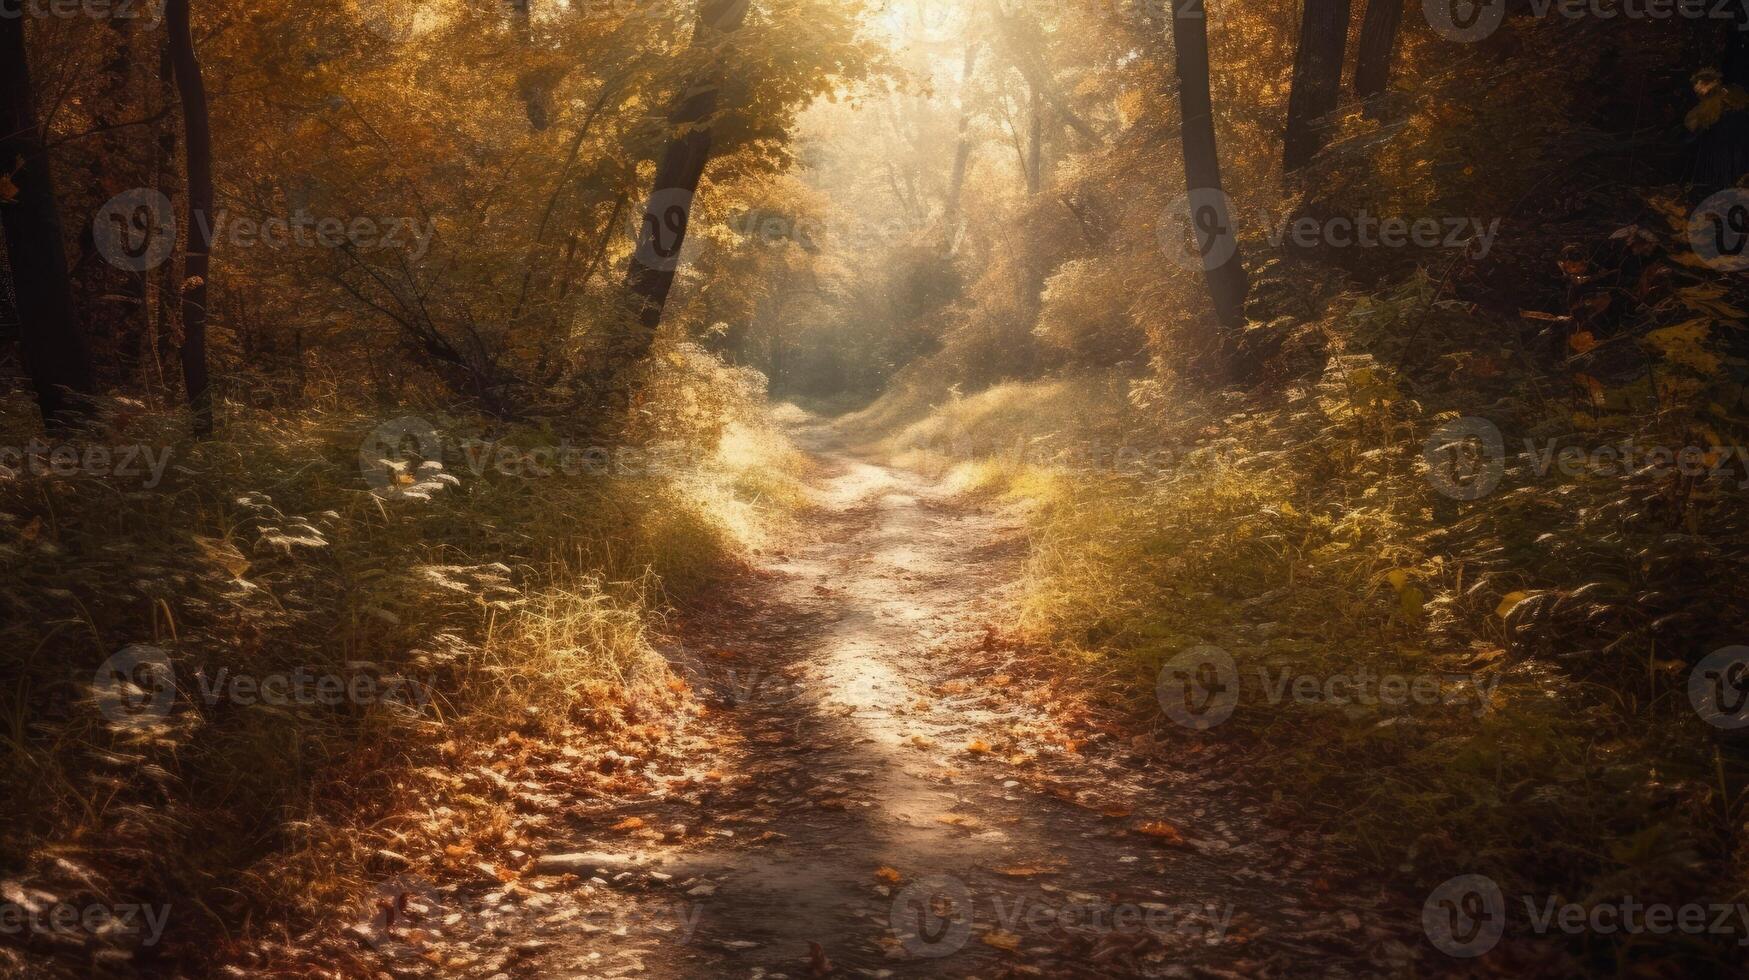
[0,349,806,973]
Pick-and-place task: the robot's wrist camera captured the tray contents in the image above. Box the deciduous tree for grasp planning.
[0,2,94,428]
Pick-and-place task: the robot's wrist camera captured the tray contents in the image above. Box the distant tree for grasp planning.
[1283,0,1352,171]
[0,2,94,428]
[168,0,215,435]
[943,41,981,235]
[1169,0,1248,330]
[991,7,1097,145]
[1026,83,1042,195]
[1354,0,1404,100]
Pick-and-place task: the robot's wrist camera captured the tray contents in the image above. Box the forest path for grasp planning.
[359,418,1416,978]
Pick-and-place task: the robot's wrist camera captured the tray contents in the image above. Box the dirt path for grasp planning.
[353,422,1420,978]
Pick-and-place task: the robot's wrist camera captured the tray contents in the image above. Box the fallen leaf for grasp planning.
[1495,591,1530,619]
[610,817,646,832]
[1134,821,1186,844]
[982,930,1022,951]
[994,865,1051,877]
[874,866,902,885]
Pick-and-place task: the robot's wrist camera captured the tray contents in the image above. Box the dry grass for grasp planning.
[849,283,1749,974]
[0,355,808,973]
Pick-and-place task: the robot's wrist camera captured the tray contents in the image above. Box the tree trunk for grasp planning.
[943,42,981,233]
[94,14,145,384]
[1282,0,1352,172]
[1353,0,1404,100]
[167,0,214,435]
[0,3,94,428]
[1725,4,1749,88]
[509,0,552,130]
[1026,83,1042,195]
[150,32,177,397]
[584,0,750,414]
[1169,0,1248,330]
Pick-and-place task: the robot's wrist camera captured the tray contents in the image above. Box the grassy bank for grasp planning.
[852,273,1749,973]
[0,353,808,974]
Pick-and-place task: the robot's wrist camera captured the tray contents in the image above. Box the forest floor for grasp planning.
[343,418,1432,979]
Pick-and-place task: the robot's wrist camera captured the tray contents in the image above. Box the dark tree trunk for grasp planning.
[1283,0,1352,172]
[584,0,750,413]
[1170,0,1248,330]
[509,0,552,130]
[1353,0,1404,100]
[151,33,178,395]
[0,3,94,428]
[1725,4,1749,88]
[167,0,214,435]
[93,14,145,384]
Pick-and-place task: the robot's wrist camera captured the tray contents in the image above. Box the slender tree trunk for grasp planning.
[1026,83,1042,195]
[150,33,177,398]
[512,74,627,322]
[1353,0,1404,100]
[96,14,144,383]
[568,192,626,301]
[0,3,94,428]
[167,0,214,435]
[583,0,750,414]
[943,42,981,233]
[1282,0,1352,172]
[1169,0,1248,330]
